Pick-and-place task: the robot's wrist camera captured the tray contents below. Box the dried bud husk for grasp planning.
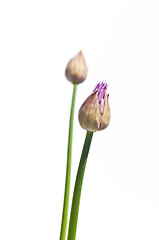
[78,82,111,132]
[65,51,87,84]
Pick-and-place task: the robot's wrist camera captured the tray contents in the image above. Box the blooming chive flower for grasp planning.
[65,51,87,84]
[78,82,111,132]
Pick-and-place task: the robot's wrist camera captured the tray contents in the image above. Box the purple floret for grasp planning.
[93,81,108,104]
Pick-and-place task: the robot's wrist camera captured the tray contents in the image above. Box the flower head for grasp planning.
[78,82,111,132]
[65,51,87,84]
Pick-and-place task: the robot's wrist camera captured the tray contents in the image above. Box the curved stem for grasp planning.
[67,131,94,240]
[60,84,77,240]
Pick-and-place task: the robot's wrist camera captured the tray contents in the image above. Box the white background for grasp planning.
[0,0,159,239]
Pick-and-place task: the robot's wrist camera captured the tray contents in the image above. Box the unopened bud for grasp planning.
[78,82,111,132]
[65,51,87,84]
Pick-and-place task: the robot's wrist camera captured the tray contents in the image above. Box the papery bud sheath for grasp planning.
[65,51,87,84]
[78,82,111,132]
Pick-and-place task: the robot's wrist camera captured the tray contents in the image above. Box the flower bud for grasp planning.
[65,51,87,84]
[78,82,111,132]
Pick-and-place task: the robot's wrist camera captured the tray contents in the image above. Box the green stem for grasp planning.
[67,131,94,240]
[60,84,77,240]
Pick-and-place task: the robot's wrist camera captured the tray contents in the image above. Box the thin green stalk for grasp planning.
[67,131,94,240]
[60,84,77,240]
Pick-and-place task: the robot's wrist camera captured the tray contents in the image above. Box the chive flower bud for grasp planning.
[65,51,87,84]
[78,82,111,132]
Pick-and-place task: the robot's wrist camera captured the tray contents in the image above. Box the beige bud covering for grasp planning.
[78,92,110,132]
[65,51,87,84]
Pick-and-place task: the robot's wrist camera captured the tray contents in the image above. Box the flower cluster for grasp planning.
[78,82,110,132]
